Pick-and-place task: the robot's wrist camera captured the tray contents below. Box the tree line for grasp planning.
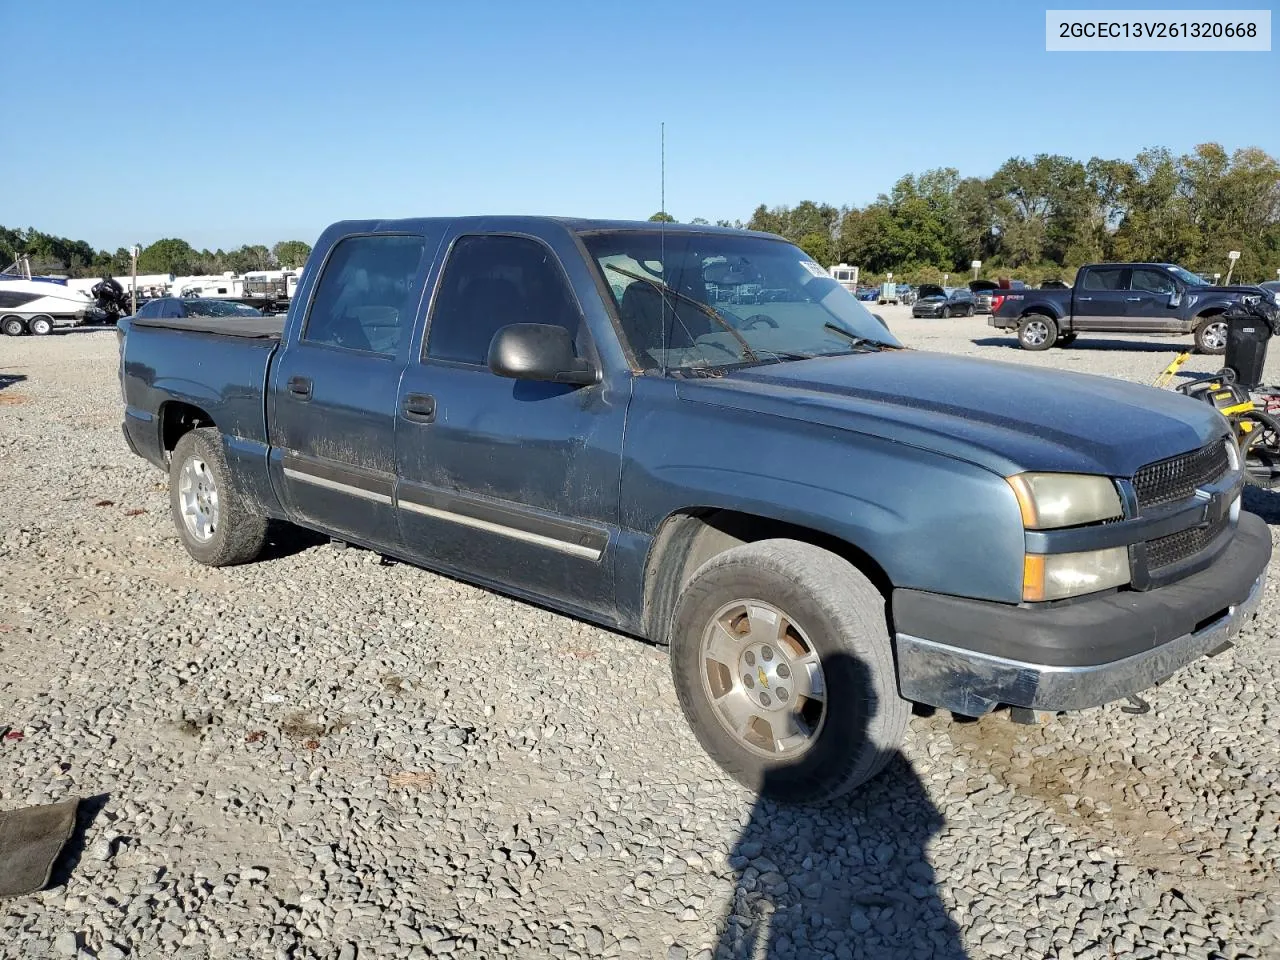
[7,142,1278,287]
[651,142,1280,285]
[0,228,313,279]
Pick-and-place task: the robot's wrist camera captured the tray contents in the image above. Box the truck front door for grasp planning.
[394,230,627,620]
[1072,266,1129,330]
[268,232,435,548]
[1125,267,1183,332]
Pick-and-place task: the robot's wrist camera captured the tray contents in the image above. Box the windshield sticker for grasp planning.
[799,261,829,279]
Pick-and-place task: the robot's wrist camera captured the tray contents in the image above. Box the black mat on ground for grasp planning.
[0,799,79,898]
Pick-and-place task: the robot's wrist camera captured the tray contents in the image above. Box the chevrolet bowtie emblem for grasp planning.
[757,667,769,690]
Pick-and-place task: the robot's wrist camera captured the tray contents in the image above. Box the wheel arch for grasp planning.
[159,400,217,457]
[641,507,892,644]
[1020,305,1060,322]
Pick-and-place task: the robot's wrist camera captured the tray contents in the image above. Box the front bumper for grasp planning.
[892,511,1271,715]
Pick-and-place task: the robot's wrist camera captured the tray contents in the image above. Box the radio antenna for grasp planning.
[659,121,667,375]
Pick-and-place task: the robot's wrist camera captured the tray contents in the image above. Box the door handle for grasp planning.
[1126,297,1143,302]
[402,393,436,423]
[1077,297,1093,301]
[287,376,312,400]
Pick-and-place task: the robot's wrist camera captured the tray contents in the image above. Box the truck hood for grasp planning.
[675,350,1228,477]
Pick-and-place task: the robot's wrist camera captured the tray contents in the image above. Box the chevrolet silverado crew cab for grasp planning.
[118,218,1270,802]
[990,262,1265,354]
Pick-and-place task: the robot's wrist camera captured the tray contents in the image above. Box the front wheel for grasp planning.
[669,539,909,804]
[1018,315,1057,351]
[966,304,975,317]
[1195,317,1227,355]
[28,315,54,336]
[940,306,951,319]
[169,427,269,566]
[1,316,25,337]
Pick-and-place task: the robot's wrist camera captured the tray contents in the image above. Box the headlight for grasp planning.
[1007,473,1123,529]
[1023,547,1129,601]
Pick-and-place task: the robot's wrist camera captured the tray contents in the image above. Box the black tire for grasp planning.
[169,427,269,566]
[2,316,26,337]
[1239,411,1280,488]
[1057,332,1078,347]
[1195,316,1227,355]
[28,315,54,336]
[940,306,951,319]
[669,539,909,804]
[1018,314,1057,351]
[966,304,975,317]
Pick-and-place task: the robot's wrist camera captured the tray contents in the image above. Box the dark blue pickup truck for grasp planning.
[990,262,1265,353]
[118,218,1270,801]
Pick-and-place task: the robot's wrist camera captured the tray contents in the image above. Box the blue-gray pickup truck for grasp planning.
[118,218,1271,802]
[990,262,1265,354]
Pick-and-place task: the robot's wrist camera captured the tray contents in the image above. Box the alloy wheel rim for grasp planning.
[178,456,219,542]
[1204,321,1227,351]
[1024,320,1049,345]
[699,599,827,759]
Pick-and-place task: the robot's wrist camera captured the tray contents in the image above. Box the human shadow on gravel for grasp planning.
[711,654,968,960]
[1242,486,1280,525]
[47,792,111,889]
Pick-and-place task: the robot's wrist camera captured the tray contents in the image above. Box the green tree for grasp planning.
[272,240,312,267]
[796,232,834,266]
[138,238,197,274]
[648,211,676,222]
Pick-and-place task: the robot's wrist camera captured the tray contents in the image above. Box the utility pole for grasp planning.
[130,246,140,315]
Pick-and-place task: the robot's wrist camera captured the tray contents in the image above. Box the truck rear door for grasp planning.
[393,228,627,620]
[267,232,436,548]
[1072,266,1129,330]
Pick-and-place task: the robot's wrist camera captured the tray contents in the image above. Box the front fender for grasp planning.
[620,380,1027,606]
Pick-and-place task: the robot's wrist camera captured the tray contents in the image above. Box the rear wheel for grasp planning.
[1018,314,1057,351]
[2,316,26,337]
[169,427,269,566]
[966,304,975,317]
[941,306,951,319]
[1195,316,1227,355]
[27,315,53,336]
[669,539,909,803]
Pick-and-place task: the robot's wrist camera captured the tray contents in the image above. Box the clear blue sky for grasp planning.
[3,0,1276,252]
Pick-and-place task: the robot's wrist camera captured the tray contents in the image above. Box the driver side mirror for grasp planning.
[1168,290,1182,307]
[488,323,597,386]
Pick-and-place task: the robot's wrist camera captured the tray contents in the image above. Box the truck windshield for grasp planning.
[1166,265,1207,286]
[579,230,899,372]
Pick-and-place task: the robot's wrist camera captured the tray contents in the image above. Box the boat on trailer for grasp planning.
[0,257,105,336]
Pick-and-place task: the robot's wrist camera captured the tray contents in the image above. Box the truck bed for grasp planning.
[129,315,285,339]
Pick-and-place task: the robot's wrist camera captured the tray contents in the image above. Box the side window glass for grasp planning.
[1082,268,1123,291]
[303,235,426,356]
[135,300,158,318]
[426,235,583,365]
[1131,269,1175,295]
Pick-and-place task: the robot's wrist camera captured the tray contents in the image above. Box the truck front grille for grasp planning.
[1132,441,1230,510]
[1145,512,1230,571]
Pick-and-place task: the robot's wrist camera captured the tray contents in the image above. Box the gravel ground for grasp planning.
[2,319,1279,960]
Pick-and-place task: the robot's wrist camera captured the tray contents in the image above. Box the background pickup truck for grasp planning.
[118,218,1270,802]
[989,261,1265,354]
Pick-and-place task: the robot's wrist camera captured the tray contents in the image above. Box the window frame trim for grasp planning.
[298,231,429,359]
[419,230,599,371]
